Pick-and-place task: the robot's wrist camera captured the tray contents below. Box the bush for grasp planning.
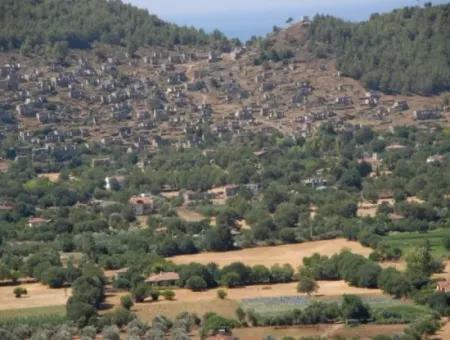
[297,276,318,295]
[341,295,371,322]
[66,297,97,326]
[110,306,134,328]
[13,287,27,298]
[221,272,241,288]
[217,289,227,299]
[131,283,149,303]
[186,275,208,291]
[150,290,160,301]
[102,325,120,340]
[202,313,238,335]
[161,289,175,301]
[120,295,134,310]
[443,235,450,250]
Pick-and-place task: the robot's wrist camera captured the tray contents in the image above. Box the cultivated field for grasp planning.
[170,239,372,268]
[0,283,71,311]
[384,229,450,258]
[105,280,382,321]
[233,324,406,340]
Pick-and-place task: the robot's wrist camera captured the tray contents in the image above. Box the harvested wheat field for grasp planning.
[170,239,372,268]
[151,281,382,303]
[108,281,381,307]
[106,281,382,322]
[0,283,71,311]
[135,299,239,322]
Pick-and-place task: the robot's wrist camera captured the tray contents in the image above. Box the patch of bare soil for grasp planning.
[0,283,71,311]
[170,239,372,268]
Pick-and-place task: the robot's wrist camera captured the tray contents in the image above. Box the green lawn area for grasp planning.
[384,229,450,258]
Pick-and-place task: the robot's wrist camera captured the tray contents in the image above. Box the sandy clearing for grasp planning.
[176,207,206,222]
[38,173,60,183]
[0,283,71,310]
[435,318,450,340]
[169,239,372,268]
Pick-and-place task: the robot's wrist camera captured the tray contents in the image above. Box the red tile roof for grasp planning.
[145,272,180,283]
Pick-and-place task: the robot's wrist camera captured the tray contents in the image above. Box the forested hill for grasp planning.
[0,0,228,53]
[307,3,450,95]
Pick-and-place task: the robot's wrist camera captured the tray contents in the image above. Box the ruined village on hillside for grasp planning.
[0,20,448,172]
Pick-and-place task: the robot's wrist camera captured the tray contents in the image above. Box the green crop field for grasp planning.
[384,229,450,258]
[241,294,434,323]
[0,305,66,325]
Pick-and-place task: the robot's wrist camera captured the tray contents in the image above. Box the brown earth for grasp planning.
[105,281,382,322]
[0,283,71,311]
[169,239,372,268]
[38,173,61,183]
[233,324,406,340]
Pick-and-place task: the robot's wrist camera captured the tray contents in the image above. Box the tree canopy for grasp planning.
[307,4,450,95]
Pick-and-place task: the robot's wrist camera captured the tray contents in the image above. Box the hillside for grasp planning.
[306,4,450,95]
[0,0,228,53]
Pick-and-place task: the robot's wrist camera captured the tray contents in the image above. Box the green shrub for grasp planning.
[186,275,207,291]
[150,290,160,301]
[217,289,227,299]
[13,287,27,298]
[131,283,149,303]
[161,289,175,301]
[120,295,134,310]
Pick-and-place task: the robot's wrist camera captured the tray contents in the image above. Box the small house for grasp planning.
[28,217,51,228]
[129,194,154,215]
[145,272,180,286]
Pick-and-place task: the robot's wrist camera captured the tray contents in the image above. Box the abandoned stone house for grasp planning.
[91,158,112,167]
[335,96,353,106]
[413,109,441,120]
[391,100,409,112]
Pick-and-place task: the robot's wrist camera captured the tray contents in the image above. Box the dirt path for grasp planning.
[169,239,372,268]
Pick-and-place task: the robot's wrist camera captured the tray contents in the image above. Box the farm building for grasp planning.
[145,272,180,286]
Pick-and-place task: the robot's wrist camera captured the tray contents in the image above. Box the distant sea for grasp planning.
[154,1,449,41]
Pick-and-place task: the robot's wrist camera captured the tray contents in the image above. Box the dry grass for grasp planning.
[105,281,382,322]
[435,318,450,340]
[38,173,60,183]
[170,239,372,269]
[176,207,206,222]
[233,324,405,340]
[357,202,378,218]
[0,283,71,311]
[134,299,239,322]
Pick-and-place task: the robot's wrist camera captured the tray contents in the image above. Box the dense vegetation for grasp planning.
[307,3,450,95]
[0,0,228,53]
